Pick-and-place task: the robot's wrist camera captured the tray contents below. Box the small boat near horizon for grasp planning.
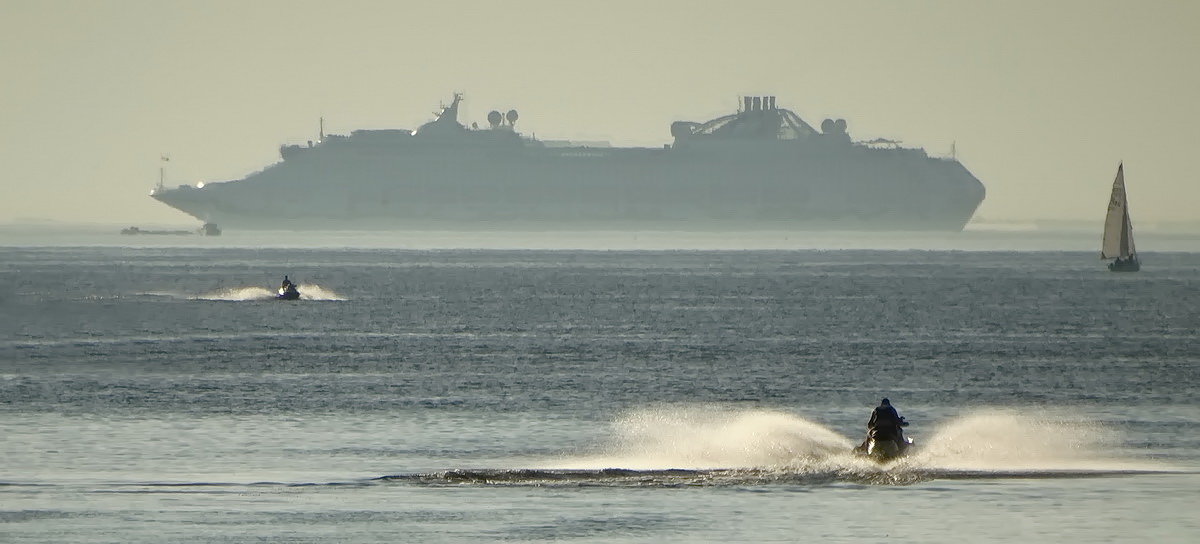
[1101,162,1140,272]
[276,276,300,300]
[120,222,221,236]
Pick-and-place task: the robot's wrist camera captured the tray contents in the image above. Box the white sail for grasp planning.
[1100,163,1136,259]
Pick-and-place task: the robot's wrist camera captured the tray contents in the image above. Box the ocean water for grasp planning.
[2,232,1198,542]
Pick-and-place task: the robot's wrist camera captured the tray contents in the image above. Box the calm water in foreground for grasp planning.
[2,230,1198,542]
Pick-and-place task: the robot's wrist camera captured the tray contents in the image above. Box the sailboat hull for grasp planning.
[1108,258,1140,272]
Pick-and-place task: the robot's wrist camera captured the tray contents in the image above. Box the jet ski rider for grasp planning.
[281,276,294,291]
[867,398,908,441]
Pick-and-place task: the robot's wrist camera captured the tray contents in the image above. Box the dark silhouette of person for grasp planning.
[867,398,907,441]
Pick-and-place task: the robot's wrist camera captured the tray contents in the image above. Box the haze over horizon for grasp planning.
[2,1,1197,228]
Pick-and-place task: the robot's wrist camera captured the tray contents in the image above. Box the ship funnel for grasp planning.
[752,97,761,111]
[743,96,753,113]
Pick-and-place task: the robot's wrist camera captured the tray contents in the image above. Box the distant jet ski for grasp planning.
[276,276,300,300]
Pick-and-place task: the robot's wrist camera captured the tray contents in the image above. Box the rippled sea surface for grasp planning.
[2,233,1198,543]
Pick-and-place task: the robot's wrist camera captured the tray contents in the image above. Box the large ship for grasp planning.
[150,94,985,231]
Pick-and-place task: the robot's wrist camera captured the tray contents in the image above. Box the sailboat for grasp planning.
[1101,162,1140,272]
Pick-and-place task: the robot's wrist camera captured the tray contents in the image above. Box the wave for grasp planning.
[381,466,1173,488]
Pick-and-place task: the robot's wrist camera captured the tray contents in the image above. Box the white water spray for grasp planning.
[544,406,852,471]
[911,410,1144,472]
[290,283,346,301]
[194,286,275,301]
[538,406,1163,476]
[193,284,346,301]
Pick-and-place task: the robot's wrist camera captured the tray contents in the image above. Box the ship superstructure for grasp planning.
[151,94,985,231]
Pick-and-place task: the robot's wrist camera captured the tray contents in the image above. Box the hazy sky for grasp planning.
[2,0,1197,227]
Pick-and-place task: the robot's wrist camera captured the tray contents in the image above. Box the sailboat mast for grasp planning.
[1120,207,1131,257]
[1121,174,1136,258]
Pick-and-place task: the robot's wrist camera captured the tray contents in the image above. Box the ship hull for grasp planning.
[152,142,985,232]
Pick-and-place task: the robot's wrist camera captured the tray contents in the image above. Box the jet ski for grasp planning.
[854,400,915,462]
[276,277,300,300]
[853,417,914,462]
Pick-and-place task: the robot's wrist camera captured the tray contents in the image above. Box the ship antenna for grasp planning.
[158,154,169,190]
[319,117,325,143]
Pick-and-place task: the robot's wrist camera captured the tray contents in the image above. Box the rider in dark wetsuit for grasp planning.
[867,398,907,441]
